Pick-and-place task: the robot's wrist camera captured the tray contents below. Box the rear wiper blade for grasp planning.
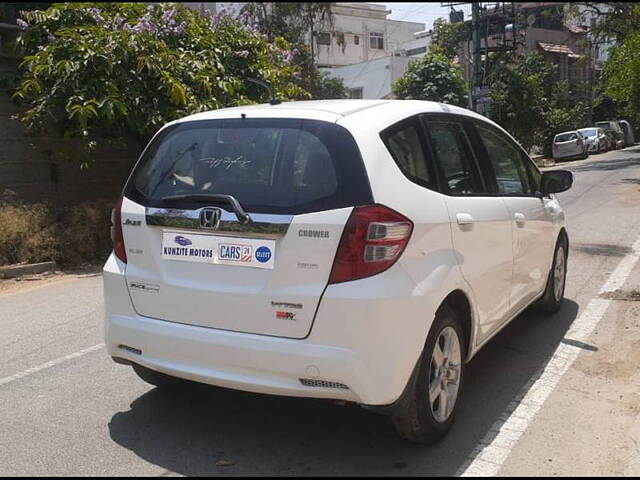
[161,193,252,225]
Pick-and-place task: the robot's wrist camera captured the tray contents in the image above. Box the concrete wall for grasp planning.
[0,57,143,205]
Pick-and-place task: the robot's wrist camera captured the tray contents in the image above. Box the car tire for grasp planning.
[533,234,568,314]
[132,363,191,390]
[391,305,465,444]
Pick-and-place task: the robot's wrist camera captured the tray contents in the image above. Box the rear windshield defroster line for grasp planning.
[123,118,373,215]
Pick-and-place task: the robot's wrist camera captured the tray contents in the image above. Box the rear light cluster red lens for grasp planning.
[328,204,413,284]
[110,196,127,263]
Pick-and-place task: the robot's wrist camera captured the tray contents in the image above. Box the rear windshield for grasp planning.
[579,128,597,137]
[555,132,577,142]
[124,118,373,214]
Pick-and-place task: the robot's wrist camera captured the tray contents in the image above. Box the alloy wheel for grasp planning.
[428,326,462,423]
[553,245,566,302]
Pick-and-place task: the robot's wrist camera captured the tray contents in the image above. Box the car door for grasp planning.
[473,121,555,315]
[420,115,514,345]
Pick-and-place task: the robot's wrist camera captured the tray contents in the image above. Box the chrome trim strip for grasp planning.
[145,207,292,239]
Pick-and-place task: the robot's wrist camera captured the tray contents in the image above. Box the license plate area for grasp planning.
[161,230,275,269]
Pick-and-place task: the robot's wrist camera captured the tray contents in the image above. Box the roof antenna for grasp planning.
[246,78,281,105]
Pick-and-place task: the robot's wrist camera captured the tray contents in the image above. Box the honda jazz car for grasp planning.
[104,99,573,443]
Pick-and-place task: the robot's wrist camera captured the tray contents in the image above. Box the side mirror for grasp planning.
[541,170,573,195]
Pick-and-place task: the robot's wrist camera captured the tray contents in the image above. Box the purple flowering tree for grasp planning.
[11,2,308,161]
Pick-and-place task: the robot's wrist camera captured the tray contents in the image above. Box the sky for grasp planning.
[372,2,472,31]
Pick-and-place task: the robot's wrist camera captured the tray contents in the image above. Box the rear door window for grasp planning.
[421,119,486,195]
[125,118,373,214]
[555,132,578,142]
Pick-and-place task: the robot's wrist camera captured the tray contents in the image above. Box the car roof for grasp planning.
[555,131,578,136]
[160,99,527,153]
[172,99,499,128]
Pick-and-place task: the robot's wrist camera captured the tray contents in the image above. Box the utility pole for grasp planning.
[471,2,482,112]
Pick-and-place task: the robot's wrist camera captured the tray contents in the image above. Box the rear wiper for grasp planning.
[161,193,252,224]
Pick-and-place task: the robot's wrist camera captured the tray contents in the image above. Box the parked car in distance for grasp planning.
[578,127,607,154]
[601,129,615,151]
[618,120,635,147]
[552,130,588,160]
[595,121,625,149]
[104,99,574,444]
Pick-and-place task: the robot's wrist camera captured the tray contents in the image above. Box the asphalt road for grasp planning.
[1,146,640,476]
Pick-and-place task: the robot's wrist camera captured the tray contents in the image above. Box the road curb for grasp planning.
[0,261,57,279]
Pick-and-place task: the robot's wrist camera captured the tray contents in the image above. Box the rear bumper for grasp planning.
[553,150,583,160]
[103,253,439,406]
[107,311,361,402]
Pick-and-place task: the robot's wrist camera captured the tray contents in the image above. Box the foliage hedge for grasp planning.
[12,3,307,163]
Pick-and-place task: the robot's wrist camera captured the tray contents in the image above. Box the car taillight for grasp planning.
[110,196,127,263]
[328,204,413,284]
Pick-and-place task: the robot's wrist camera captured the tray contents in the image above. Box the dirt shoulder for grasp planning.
[0,264,103,297]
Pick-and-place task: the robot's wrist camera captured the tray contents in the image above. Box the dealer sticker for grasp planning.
[161,231,275,269]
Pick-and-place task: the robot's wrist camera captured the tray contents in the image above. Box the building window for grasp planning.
[317,32,331,45]
[354,35,360,45]
[369,32,384,50]
[406,46,427,56]
[349,88,363,99]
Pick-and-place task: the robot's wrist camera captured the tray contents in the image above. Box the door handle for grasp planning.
[456,213,474,226]
[514,212,525,226]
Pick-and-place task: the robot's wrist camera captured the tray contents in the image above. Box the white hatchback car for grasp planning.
[552,130,588,161]
[104,100,573,443]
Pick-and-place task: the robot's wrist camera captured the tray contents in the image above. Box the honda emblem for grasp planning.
[199,207,222,229]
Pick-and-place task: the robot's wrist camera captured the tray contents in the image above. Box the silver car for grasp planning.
[552,130,588,161]
[578,127,607,154]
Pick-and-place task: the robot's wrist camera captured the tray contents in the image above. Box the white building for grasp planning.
[398,29,432,59]
[324,55,413,99]
[314,3,425,68]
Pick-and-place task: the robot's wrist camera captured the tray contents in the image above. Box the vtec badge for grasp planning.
[255,246,272,263]
[174,235,192,246]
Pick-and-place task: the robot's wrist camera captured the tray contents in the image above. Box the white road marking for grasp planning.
[0,344,105,387]
[458,236,640,477]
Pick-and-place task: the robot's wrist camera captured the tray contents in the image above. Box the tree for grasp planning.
[241,2,347,99]
[577,2,640,44]
[487,52,588,155]
[392,52,468,107]
[431,17,469,60]
[240,3,333,45]
[603,32,640,125]
[487,52,552,152]
[11,3,307,162]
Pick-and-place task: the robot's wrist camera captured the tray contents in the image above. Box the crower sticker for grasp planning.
[255,246,272,263]
[219,244,253,262]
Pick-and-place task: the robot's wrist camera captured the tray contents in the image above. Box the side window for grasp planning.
[383,121,432,187]
[476,124,533,195]
[422,119,485,195]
